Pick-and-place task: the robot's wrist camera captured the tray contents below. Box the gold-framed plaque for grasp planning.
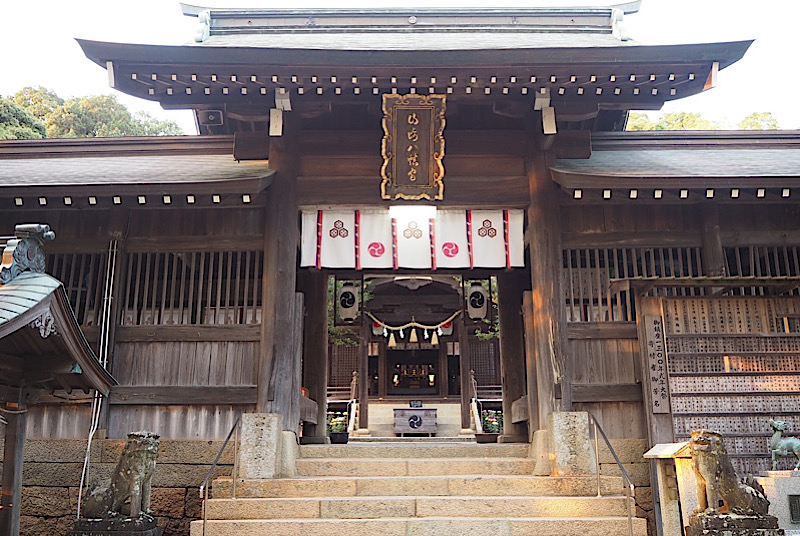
[381,94,445,200]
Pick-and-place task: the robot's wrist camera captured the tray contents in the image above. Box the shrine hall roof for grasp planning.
[550,131,800,191]
[0,136,273,198]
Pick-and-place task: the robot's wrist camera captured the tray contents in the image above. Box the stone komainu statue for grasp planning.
[690,429,770,516]
[83,431,160,518]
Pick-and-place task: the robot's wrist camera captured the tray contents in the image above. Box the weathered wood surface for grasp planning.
[115,326,261,342]
[297,175,529,208]
[526,149,571,429]
[571,383,642,403]
[458,318,472,430]
[109,386,257,405]
[569,336,645,438]
[567,322,638,339]
[108,405,248,439]
[299,271,329,438]
[497,272,528,439]
[113,341,258,386]
[258,112,301,425]
[358,321,370,430]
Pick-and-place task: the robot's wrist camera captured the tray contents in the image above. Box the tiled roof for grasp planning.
[0,154,273,194]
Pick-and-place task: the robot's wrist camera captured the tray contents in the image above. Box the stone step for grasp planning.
[350,435,474,443]
[213,474,625,498]
[300,442,530,458]
[295,457,535,476]
[203,495,632,520]
[191,516,648,536]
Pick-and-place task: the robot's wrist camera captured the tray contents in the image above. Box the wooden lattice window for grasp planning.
[724,246,800,296]
[47,251,109,328]
[329,343,360,387]
[564,247,705,322]
[120,250,263,326]
[469,338,500,386]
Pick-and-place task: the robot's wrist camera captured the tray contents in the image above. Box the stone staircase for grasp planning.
[192,442,647,536]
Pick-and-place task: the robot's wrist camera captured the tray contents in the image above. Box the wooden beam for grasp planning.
[125,234,265,253]
[115,325,261,342]
[571,383,643,403]
[567,322,638,340]
[458,317,472,430]
[299,271,330,439]
[699,204,725,276]
[109,385,257,405]
[522,292,540,436]
[527,149,571,427]
[257,112,300,423]
[358,321,370,431]
[562,231,703,249]
[497,272,528,441]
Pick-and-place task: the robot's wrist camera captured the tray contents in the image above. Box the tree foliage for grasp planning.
[737,112,779,130]
[626,111,721,131]
[6,87,183,138]
[0,98,47,140]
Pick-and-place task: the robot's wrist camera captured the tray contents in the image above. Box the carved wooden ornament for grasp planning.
[381,94,446,200]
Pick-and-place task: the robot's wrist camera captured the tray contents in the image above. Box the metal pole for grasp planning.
[232,422,239,499]
[594,419,601,497]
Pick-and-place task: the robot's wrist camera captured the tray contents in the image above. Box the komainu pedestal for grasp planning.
[67,514,161,536]
[686,513,783,536]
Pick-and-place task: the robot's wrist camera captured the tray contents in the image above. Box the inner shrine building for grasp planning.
[2,3,800,532]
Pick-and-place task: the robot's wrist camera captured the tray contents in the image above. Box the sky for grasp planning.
[1,0,798,134]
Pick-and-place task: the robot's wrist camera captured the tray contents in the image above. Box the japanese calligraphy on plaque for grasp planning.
[644,315,670,414]
[381,94,446,200]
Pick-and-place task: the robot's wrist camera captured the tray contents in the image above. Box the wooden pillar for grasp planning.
[497,272,528,442]
[0,399,26,536]
[522,291,541,437]
[378,342,387,399]
[458,318,472,430]
[438,342,448,398]
[299,271,328,439]
[358,321,370,431]
[257,112,301,432]
[526,149,571,432]
[700,204,726,276]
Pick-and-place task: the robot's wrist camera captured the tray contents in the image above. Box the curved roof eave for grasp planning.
[77,38,752,70]
[0,272,116,395]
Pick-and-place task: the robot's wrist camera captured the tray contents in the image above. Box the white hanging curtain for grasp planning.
[300,209,524,270]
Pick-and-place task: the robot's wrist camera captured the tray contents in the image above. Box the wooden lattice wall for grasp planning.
[662,297,800,475]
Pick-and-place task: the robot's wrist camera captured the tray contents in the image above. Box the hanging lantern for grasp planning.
[372,320,384,336]
[388,332,397,348]
[409,329,418,343]
[431,331,439,346]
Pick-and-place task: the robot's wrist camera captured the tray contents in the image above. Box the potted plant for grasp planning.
[328,415,349,444]
[476,409,502,443]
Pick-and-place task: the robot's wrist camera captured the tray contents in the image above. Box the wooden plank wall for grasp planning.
[561,200,800,441]
[9,206,266,439]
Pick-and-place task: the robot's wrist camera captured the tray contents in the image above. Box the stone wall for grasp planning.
[601,438,655,536]
[0,438,233,536]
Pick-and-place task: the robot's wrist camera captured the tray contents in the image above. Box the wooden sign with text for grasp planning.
[381,94,445,200]
[644,315,670,414]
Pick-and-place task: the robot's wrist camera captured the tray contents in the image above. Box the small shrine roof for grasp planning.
[0,136,273,200]
[0,224,117,396]
[550,130,800,199]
